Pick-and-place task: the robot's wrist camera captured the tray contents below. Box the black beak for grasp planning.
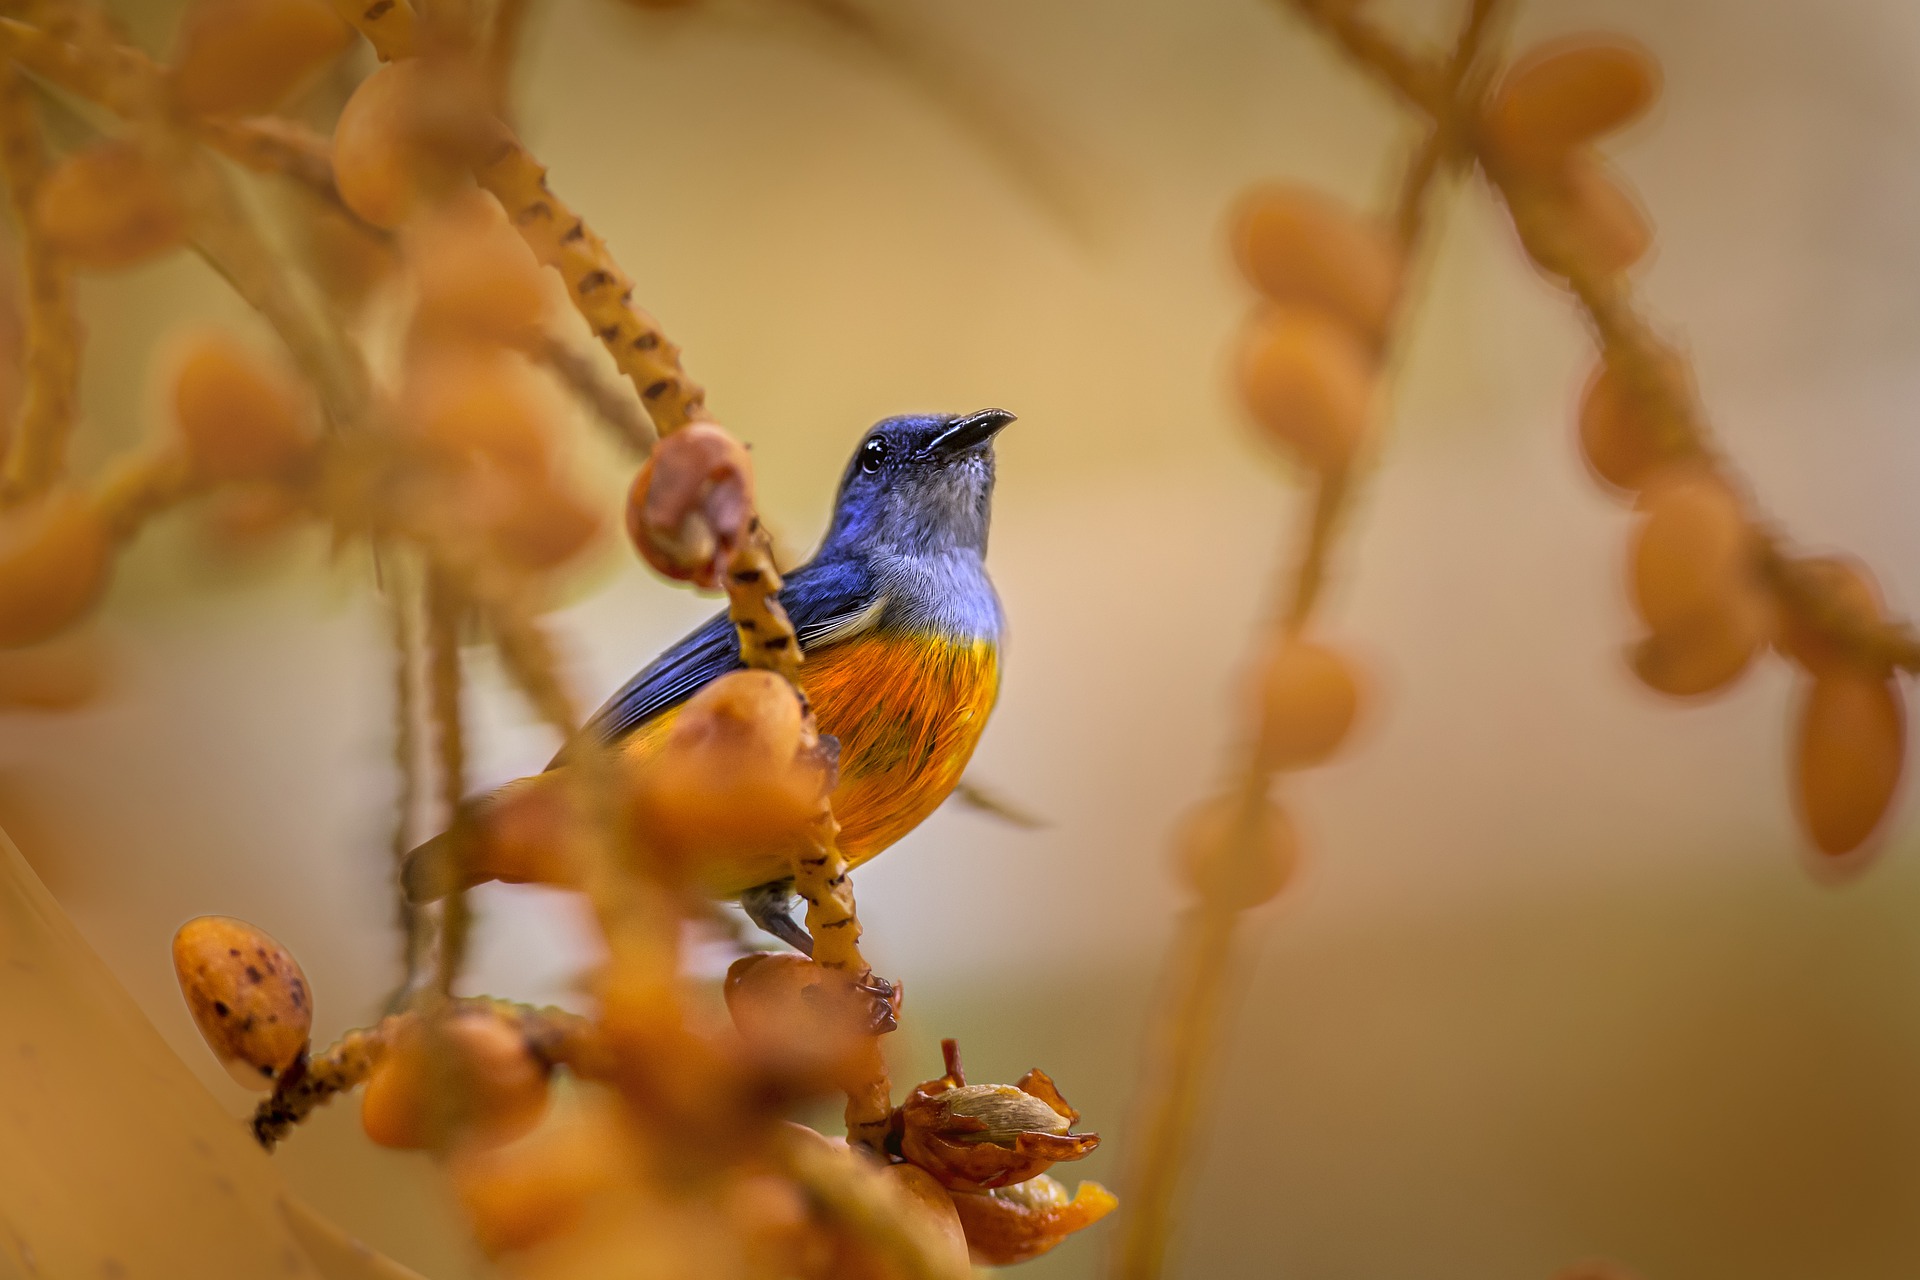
[927,408,1016,458]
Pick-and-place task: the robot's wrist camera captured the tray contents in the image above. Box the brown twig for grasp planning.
[1291,0,1920,678]
[251,1024,387,1150]
[1115,7,1508,1277]
[0,58,80,502]
[526,330,655,453]
[424,568,470,1000]
[385,563,432,1009]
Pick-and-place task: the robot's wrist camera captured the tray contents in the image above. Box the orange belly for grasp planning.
[617,632,999,895]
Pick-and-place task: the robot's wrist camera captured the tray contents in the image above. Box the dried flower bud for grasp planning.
[171,915,312,1089]
[1252,637,1362,770]
[897,1040,1099,1193]
[0,489,113,648]
[408,192,551,347]
[1577,348,1695,495]
[1485,36,1662,170]
[1795,667,1905,858]
[171,0,353,117]
[626,423,755,590]
[1237,306,1374,475]
[1174,793,1298,910]
[333,59,488,229]
[1629,467,1756,636]
[361,1008,551,1150]
[449,1095,625,1255]
[1510,153,1652,278]
[34,141,186,271]
[173,331,317,484]
[627,671,833,881]
[1229,184,1401,345]
[948,1174,1118,1266]
[1775,555,1887,677]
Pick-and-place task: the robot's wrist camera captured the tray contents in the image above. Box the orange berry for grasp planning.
[408,192,550,346]
[1794,668,1905,857]
[301,199,399,314]
[484,473,602,573]
[879,1165,969,1279]
[626,423,756,590]
[1252,637,1362,770]
[1629,468,1753,635]
[1628,590,1771,699]
[449,1101,624,1255]
[723,953,871,1088]
[0,630,107,711]
[361,1009,550,1150]
[173,331,315,483]
[403,348,556,473]
[1512,153,1652,277]
[626,671,831,882]
[0,489,112,648]
[1174,793,1298,910]
[1236,306,1374,474]
[1485,36,1662,169]
[333,60,479,229]
[34,141,186,271]
[1229,184,1401,344]
[1577,349,1693,494]
[1775,555,1886,676]
[172,0,353,117]
[171,915,312,1089]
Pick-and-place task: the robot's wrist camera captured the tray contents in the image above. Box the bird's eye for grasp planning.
[859,437,888,474]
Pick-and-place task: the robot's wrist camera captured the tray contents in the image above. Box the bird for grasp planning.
[405,408,1014,954]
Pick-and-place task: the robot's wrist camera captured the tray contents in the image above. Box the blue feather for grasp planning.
[572,555,883,750]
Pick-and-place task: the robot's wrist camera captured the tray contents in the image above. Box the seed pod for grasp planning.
[1628,589,1772,699]
[1236,306,1374,474]
[34,141,186,271]
[171,915,312,1089]
[361,1008,551,1150]
[1229,184,1401,344]
[1577,347,1695,495]
[1794,668,1905,857]
[1629,467,1753,635]
[1252,637,1362,770]
[1511,153,1652,278]
[625,423,756,590]
[0,490,113,648]
[1173,793,1298,911]
[408,192,551,346]
[626,671,832,880]
[333,59,483,229]
[403,348,557,473]
[172,0,353,117]
[173,331,316,484]
[1775,555,1886,676]
[449,1099,624,1256]
[1485,36,1662,169]
[948,1174,1118,1266]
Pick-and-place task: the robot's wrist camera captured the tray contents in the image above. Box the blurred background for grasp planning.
[6,0,1920,1275]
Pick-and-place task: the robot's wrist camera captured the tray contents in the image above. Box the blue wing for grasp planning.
[564,556,882,756]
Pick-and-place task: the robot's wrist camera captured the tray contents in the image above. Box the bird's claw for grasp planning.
[857,972,902,1036]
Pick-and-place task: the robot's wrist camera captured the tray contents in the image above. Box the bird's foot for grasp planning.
[740,880,814,956]
[856,970,903,1035]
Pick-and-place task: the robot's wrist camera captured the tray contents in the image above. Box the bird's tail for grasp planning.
[400,826,461,904]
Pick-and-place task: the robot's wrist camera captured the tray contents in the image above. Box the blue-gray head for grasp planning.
[818,410,1014,559]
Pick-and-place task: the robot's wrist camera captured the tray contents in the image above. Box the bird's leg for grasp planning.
[740,881,901,1035]
[740,880,814,956]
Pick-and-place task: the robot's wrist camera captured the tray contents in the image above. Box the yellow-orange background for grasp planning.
[5,0,1920,1275]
